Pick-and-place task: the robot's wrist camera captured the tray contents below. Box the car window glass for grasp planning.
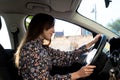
[0,16,11,49]
[25,16,93,51]
[50,19,93,51]
[77,0,120,35]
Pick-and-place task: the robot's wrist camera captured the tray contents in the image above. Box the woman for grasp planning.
[15,13,101,80]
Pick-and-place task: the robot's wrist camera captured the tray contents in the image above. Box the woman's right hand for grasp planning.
[71,65,96,80]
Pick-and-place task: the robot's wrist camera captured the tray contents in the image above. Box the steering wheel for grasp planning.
[85,34,107,65]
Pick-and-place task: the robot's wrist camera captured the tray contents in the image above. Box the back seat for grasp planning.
[0,44,22,80]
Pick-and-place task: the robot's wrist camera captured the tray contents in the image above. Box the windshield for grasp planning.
[78,0,120,35]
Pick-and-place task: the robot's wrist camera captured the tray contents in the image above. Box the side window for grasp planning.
[0,16,11,49]
[25,16,93,51]
[50,19,93,51]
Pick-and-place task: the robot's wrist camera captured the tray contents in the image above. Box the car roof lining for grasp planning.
[0,0,81,14]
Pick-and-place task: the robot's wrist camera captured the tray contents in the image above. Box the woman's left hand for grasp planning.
[92,34,101,44]
[86,34,101,49]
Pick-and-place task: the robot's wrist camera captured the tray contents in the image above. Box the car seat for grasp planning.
[0,44,12,80]
[0,17,22,80]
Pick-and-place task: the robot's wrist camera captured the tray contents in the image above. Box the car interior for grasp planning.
[0,0,120,80]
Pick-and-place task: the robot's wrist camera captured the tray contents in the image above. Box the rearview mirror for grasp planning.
[105,0,112,8]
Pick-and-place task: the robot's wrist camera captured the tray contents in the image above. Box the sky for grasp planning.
[78,0,120,26]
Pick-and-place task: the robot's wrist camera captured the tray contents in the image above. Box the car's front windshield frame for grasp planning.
[77,0,120,36]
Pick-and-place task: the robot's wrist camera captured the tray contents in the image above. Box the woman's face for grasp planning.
[42,27,55,40]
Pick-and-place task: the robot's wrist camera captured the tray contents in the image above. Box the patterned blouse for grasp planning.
[18,38,88,80]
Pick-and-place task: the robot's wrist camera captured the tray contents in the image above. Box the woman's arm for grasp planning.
[71,65,96,80]
[49,34,101,67]
[86,34,101,49]
[20,47,95,80]
[19,43,71,80]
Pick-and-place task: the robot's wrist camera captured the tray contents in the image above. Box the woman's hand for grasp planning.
[86,34,101,49]
[92,34,101,43]
[71,65,96,80]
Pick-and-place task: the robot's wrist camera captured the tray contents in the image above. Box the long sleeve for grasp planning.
[48,45,88,67]
[18,40,71,80]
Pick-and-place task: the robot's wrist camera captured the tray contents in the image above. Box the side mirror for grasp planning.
[105,0,112,8]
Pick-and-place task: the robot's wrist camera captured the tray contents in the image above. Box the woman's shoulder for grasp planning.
[23,39,43,49]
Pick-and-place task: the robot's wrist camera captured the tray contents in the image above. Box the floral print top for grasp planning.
[18,38,88,80]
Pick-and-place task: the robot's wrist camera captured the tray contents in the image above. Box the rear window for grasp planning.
[0,16,11,49]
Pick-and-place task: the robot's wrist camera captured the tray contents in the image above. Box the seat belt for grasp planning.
[11,28,19,50]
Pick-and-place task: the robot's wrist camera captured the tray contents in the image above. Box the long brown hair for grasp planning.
[15,13,55,67]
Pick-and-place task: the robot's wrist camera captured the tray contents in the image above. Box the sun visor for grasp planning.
[50,0,81,12]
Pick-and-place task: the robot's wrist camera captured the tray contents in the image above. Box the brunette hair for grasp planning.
[15,13,55,67]
[26,13,55,42]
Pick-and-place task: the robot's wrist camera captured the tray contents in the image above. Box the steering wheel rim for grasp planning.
[85,34,107,65]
